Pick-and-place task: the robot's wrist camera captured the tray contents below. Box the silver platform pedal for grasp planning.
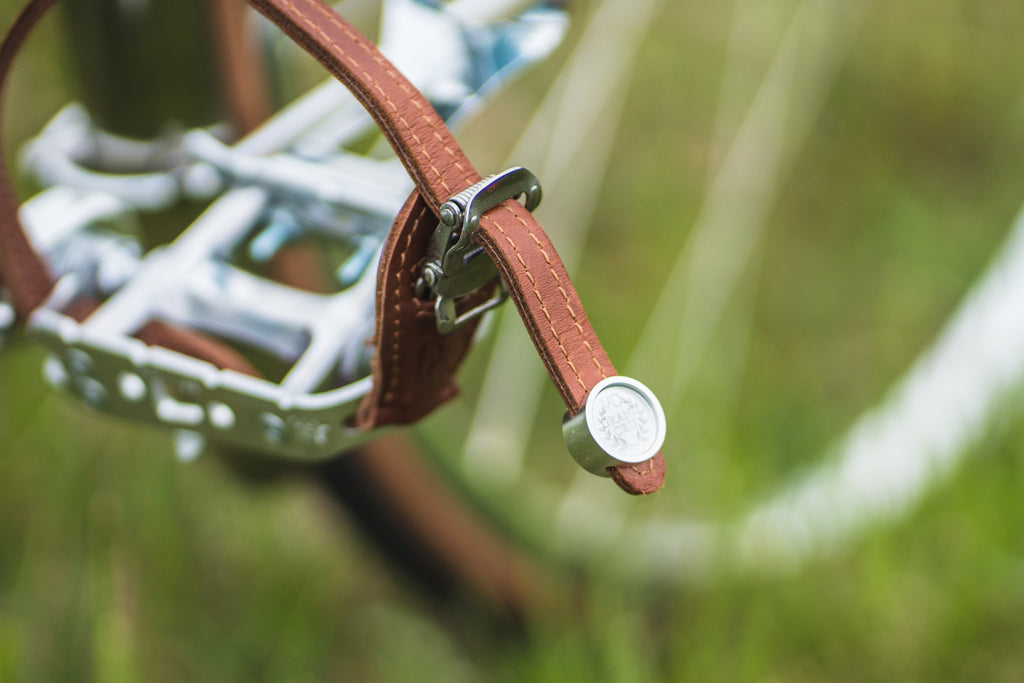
[9,0,569,463]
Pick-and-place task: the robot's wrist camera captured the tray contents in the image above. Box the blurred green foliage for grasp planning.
[3,0,1024,681]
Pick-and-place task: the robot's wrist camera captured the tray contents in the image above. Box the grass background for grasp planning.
[3,0,1024,680]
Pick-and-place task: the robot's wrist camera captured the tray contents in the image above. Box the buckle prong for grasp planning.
[418,166,542,333]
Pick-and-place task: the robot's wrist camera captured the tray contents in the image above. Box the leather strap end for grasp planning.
[608,451,665,495]
[355,192,488,431]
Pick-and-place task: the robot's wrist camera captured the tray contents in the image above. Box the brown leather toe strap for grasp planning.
[249,0,665,494]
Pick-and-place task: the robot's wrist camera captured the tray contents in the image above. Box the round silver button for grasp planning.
[562,376,666,476]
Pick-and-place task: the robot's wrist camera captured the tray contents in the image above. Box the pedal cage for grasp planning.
[28,187,384,461]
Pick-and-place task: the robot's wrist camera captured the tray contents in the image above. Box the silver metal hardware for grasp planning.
[419,166,542,333]
[562,376,667,476]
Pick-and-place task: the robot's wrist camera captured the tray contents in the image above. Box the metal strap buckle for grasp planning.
[417,166,542,333]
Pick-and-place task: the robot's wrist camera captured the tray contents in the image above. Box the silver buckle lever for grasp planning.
[417,166,542,333]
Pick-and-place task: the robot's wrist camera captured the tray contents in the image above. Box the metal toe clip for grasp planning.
[417,166,542,333]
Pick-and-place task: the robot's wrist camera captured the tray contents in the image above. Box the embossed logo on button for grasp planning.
[562,375,667,476]
[592,385,659,461]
